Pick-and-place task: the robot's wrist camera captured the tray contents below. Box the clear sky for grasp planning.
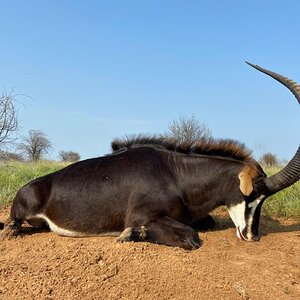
[0,0,299,161]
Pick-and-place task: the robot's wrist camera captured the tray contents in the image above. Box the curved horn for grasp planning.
[246,62,300,195]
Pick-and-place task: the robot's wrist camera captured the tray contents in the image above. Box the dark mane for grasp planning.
[111,135,254,162]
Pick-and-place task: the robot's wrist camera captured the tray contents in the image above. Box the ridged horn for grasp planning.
[246,61,300,195]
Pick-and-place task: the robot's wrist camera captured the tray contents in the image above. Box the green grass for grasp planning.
[0,162,299,219]
[262,167,300,219]
[0,160,68,205]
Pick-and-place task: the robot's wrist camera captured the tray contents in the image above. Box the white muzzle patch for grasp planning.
[245,195,265,239]
[228,201,248,240]
[228,195,265,241]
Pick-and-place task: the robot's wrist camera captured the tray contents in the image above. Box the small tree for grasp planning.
[0,150,23,162]
[18,130,52,161]
[167,115,212,143]
[0,90,19,148]
[259,152,279,167]
[58,150,80,162]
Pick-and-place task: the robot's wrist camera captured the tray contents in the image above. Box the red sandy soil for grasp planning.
[0,206,299,300]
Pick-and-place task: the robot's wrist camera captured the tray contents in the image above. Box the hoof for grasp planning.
[0,222,20,240]
[116,226,148,243]
[0,227,19,240]
[183,233,201,250]
[116,227,135,243]
[139,226,147,239]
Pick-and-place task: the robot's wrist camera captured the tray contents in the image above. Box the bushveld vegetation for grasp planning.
[0,160,68,205]
[0,160,299,219]
[262,167,300,219]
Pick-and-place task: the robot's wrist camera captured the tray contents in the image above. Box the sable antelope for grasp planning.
[0,62,299,250]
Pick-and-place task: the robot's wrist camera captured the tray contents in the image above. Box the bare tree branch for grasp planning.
[58,150,81,162]
[166,115,212,143]
[17,130,52,161]
[259,152,279,167]
[0,90,20,147]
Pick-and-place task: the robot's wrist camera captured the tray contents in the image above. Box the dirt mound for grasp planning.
[0,206,299,300]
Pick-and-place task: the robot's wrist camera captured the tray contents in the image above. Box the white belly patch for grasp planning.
[35,214,84,237]
[32,214,121,237]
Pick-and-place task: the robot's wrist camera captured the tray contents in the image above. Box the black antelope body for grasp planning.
[0,62,299,250]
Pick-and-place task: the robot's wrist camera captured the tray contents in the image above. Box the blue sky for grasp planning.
[0,1,299,160]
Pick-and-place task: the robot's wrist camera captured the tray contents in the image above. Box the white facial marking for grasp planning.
[246,195,265,238]
[248,195,264,209]
[228,201,246,239]
[228,195,266,241]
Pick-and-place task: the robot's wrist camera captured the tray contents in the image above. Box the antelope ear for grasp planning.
[238,166,256,196]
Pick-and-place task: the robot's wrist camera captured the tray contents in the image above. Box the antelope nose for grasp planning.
[252,235,260,242]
